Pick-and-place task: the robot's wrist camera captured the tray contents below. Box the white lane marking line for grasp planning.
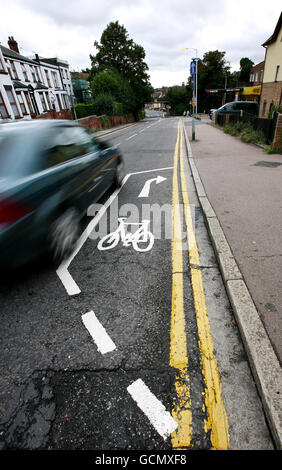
[82,311,116,354]
[56,268,80,296]
[56,167,173,296]
[96,124,139,139]
[126,134,138,141]
[127,379,178,440]
[130,166,173,176]
[56,175,130,296]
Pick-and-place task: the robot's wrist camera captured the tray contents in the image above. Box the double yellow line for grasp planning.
[170,120,230,450]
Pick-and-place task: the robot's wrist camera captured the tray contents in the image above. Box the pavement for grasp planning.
[183,117,282,448]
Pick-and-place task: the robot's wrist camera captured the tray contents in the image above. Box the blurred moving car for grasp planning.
[0,120,124,269]
[213,101,259,116]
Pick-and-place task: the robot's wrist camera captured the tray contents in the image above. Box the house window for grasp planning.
[21,63,28,82]
[51,71,59,88]
[16,92,27,114]
[275,65,280,82]
[260,70,264,82]
[262,101,267,116]
[35,67,41,82]
[0,57,5,73]
[45,70,51,87]
[5,60,13,80]
[31,67,36,82]
[39,92,47,112]
[23,91,34,115]
[269,102,274,114]
[45,92,51,110]
[0,91,9,118]
[10,61,19,80]
[57,94,62,110]
[63,94,69,109]
[4,86,20,118]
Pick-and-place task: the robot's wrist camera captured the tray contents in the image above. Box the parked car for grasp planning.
[209,109,216,119]
[213,101,259,116]
[0,119,124,269]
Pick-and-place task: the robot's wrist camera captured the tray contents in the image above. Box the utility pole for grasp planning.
[222,75,227,106]
[195,50,198,115]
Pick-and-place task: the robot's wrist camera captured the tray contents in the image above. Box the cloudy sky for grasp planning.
[1,0,281,88]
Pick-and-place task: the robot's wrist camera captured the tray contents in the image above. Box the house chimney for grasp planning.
[8,36,19,53]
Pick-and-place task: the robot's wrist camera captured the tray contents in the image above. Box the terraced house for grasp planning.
[0,37,74,121]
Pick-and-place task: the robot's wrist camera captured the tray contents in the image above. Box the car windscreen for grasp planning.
[0,129,39,177]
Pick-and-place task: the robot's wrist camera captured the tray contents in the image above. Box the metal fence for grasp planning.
[215,112,278,144]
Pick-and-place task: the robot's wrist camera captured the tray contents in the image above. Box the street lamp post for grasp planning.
[183,47,198,115]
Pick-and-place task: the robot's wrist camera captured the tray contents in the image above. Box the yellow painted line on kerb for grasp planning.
[178,119,230,450]
[170,119,230,449]
[170,119,192,449]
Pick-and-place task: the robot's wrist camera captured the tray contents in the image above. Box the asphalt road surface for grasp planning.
[0,115,275,451]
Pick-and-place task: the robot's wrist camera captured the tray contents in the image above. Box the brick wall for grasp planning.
[259,81,282,117]
[78,115,102,130]
[35,109,72,120]
[78,113,135,131]
[36,109,136,132]
[272,113,282,149]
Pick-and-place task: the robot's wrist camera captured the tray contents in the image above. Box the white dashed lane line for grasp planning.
[82,310,116,354]
[127,379,178,440]
[126,133,138,141]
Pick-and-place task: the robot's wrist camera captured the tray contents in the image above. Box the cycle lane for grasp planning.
[52,118,216,449]
[48,118,182,449]
[51,118,273,450]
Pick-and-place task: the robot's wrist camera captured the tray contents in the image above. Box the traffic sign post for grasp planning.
[183,48,199,115]
[190,57,199,115]
[190,60,196,75]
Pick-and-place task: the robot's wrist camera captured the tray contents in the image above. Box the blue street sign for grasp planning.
[191,75,195,90]
[190,60,196,75]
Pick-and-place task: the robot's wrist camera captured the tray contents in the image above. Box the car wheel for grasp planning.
[115,160,125,188]
[49,207,81,262]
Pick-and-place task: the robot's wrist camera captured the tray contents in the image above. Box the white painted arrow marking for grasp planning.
[138,175,167,198]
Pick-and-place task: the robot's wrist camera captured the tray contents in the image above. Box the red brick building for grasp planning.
[250,61,264,86]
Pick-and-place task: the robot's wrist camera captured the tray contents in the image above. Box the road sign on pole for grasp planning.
[190,61,196,75]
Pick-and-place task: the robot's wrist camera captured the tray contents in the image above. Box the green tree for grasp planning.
[89,21,153,116]
[239,57,254,84]
[93,94,115,116]
[194,50,234,112]
[90,69,135,114]
[166,86,191,115]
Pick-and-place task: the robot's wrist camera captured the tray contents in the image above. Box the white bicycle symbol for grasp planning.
[97,217,154,252]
